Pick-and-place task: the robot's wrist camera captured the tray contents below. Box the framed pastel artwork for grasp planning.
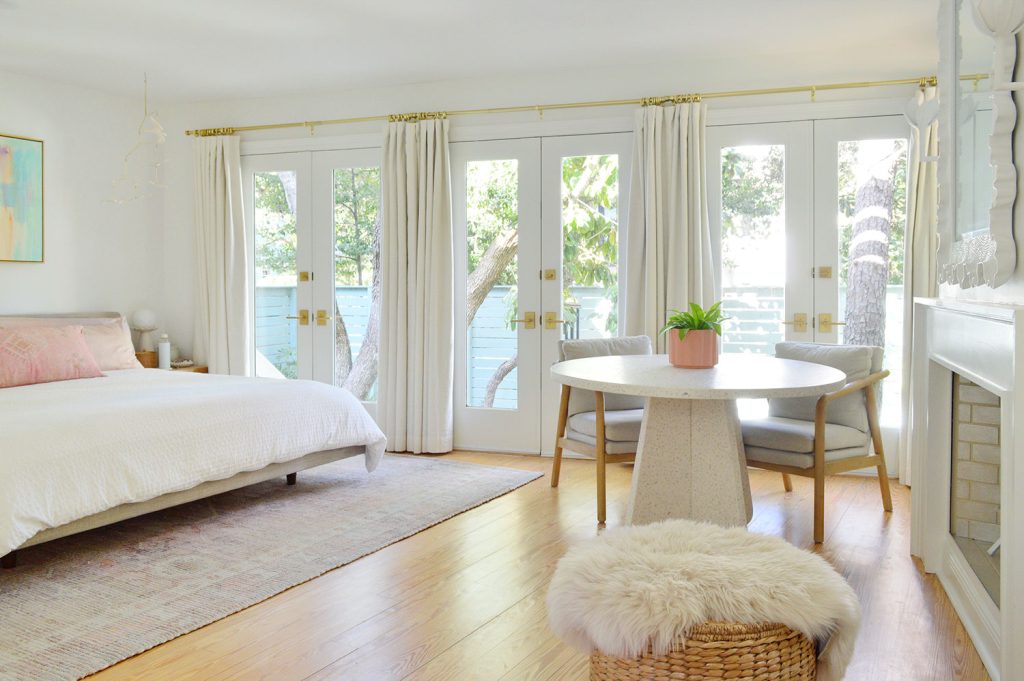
[0,133,44,263]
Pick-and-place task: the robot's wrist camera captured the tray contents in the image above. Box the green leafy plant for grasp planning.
[659,302,730,341]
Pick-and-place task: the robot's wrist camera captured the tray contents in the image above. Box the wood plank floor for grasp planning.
[90,452,991,681]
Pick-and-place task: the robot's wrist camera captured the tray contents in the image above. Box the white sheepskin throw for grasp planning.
[547,519,860,681]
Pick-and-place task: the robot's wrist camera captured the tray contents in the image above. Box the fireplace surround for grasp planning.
[911,298,1023,679]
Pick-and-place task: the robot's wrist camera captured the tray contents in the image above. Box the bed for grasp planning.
[0,313,387,567]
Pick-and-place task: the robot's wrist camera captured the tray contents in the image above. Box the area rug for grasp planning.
[0,455,541,681]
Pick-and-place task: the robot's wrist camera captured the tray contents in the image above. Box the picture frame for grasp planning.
[0,132,44,263]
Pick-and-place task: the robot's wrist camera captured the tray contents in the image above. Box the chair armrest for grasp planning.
[819,370,889,405]
[813,370,889,461]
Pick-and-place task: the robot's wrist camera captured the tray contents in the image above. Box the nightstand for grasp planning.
[171,365,208,373]
[135,352,207,373]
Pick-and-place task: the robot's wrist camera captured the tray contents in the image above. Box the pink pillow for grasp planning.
[0,325,104,388]
[82,319,143,370]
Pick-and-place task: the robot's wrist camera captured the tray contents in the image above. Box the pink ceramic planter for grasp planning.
[668,329,719,368]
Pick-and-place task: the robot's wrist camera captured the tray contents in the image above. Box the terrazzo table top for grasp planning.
[550,353,846,400]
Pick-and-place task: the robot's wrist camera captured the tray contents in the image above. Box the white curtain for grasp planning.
[378,119,454,453]
[899,87,939,486]
[625,102,716,352]
[193,135,251,376]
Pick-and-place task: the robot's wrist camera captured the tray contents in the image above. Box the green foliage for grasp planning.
[467,159,519,287]
[561,155,619,335]
[254,172,297,279]
[334,167,380,286]
[275,346,298,379]
[659,302,730,340]
[467,155,621,337]
[720,146,784,271]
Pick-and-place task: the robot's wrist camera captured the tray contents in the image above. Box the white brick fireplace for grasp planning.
[911,299,1024,680]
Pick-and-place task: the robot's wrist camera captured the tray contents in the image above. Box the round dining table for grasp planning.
[550,353,847,527]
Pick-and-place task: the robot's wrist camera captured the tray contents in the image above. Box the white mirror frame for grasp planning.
[938,0,1018,288]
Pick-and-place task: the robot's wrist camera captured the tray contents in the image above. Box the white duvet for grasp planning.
[0,369,387,555]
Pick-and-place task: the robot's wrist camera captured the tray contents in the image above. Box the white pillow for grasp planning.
[82,319,144,370]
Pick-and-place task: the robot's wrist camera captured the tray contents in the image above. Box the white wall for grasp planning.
[158,58,923,356]
[0,70,162,322]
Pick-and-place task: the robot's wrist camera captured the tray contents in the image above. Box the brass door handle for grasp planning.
[316,309,332,326]
[510,311,536,330]
[545,311,566,330]
[818,313,846,333]
[781,312,808,333]
[286,310,310,326]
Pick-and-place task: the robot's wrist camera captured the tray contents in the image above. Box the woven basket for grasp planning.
[590,621,816,681]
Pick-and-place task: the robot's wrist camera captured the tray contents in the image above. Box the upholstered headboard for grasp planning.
[0,312,124,327]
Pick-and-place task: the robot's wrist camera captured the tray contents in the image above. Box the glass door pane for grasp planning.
[559,154,620,341]
[718,144,787,354]
[539,133,631,455]
[246,153,312,380]
[311,149,382,403]
[253,170,299,376]
[813,116,910,470]
[330,166,380,399]
[452,139,541,453]
[466,158,520,409]
[835,136,907,429]
[708,122,813,361]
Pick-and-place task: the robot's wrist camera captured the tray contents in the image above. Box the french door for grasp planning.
[707,115,910,465]
[243,148,383,411]
[452,133,632,453]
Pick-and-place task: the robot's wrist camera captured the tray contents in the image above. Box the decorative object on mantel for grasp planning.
[0,132,44,263]
[659,301,728,368]
[547,518,860,681]
[937,0,1017,288]
[170,359,194,369]
[109,73,166,204]
[130,308,158,351]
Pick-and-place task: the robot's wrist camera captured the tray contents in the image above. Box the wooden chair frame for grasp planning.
[747,369,894,543]
[550,385,636,524]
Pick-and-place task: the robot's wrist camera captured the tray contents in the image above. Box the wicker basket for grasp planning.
[590,621,816,681]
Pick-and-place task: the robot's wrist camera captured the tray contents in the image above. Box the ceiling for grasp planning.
[0,0,938,102]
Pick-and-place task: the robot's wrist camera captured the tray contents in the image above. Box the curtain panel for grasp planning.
[378,119,455,453]
[899,86,939,486]
[192,135,251,376]
[625,102,716,352]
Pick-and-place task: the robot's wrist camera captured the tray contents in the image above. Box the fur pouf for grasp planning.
[547,519,860,681]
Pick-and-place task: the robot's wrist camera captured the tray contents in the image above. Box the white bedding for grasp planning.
[0,369,387,555]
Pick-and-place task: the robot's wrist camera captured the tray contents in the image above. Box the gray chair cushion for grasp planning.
[563,428,639,456]
[568,408,644,443]
[769,342,882,432]
[560,336,652,417]
[742,416,868,453]
[745,444,870,470]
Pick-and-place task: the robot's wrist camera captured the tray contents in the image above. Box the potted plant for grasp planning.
[659,302,729,368]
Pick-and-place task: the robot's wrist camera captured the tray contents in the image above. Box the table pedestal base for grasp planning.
[626,397,753,527]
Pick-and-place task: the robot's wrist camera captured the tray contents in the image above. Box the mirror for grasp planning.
[938,0,1017,288]
[956,1,994,241]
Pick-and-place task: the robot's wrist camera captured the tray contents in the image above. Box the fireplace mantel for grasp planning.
[911,298,1024,679]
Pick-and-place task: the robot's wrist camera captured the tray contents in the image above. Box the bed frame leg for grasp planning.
[286,473,297,486]
[1,551,16,569]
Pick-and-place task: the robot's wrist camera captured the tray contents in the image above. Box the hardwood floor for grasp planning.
[90,452,990,681]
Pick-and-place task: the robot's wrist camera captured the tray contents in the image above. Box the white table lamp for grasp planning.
[131,309,158,352]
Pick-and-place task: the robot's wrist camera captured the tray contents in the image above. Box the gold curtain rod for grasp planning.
[185,73,981,137]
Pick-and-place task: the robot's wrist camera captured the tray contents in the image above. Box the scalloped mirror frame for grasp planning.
[938,0,1018,288]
